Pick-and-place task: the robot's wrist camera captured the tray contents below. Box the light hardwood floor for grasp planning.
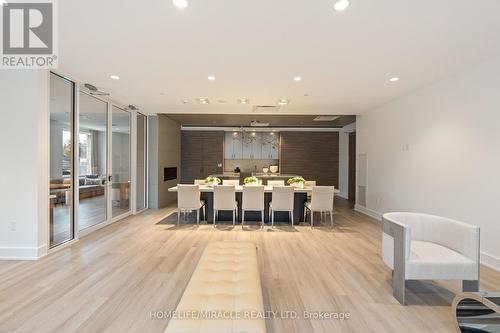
[1,198,499,333]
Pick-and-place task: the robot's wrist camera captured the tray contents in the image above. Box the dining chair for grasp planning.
[213,185,238,226]
[304,180,316,203]
[304,186,335,228]
[223,179,240,186]
[269,186,295,227]
[194,179,205,185]
[176,184,205,226]
[267,180,285,187]
[242,185,265,228]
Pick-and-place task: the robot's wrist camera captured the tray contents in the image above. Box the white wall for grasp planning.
[356,56,500,271]
[338,123,356,199]
[0,70,49,259]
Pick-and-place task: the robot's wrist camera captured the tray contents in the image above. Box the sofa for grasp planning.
[50,176,105,204]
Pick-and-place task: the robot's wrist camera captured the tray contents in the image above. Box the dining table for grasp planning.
[168,185,339,224]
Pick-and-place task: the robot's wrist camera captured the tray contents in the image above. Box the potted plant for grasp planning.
[205,176,221,187]
[243,176,259,186]
[287,176,305,188]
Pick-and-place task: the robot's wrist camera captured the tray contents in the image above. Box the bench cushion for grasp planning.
[406,241,478,280]
[165,241,266,333]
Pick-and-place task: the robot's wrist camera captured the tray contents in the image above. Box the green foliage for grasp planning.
[287,176,305,185]
[205,176,221,184]
[243,176,259,184]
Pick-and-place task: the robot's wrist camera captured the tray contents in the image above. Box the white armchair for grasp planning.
[382,212,480,305]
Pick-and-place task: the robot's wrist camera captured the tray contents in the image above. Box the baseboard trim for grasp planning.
[354,204,382,222]
[0,244,47,260]
[481,251,500,272]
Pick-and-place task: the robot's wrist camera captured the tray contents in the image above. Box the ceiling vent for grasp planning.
[313,115,340,122]
[253,105,280,112]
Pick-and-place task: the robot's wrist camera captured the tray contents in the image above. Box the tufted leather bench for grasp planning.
[164,241,266,333]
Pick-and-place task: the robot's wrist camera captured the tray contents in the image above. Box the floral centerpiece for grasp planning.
[205,176,221,187]
[287,176,305,188]
[243,176,259,185]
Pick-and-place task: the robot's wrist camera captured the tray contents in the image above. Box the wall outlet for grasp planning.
[402,144,410,152]
[9,221,16,231]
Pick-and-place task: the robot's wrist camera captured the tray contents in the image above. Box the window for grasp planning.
[62,129,72,176]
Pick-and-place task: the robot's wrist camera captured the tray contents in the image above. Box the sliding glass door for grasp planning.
[111,106,131,218]
[78,92,108,230]
[49,73,75,247]
[136,113,147,211]
[49,74,140,247]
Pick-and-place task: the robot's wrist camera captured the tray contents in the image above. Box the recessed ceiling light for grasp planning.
[333,0,350,12]
[294,76,302,82]
[173,0,188,9]
[207,75,216,81]
[238,98,249,104]
[196,98,209,104]
[277,99,290,106]
[110,75,120,80]
[389,77,400,82]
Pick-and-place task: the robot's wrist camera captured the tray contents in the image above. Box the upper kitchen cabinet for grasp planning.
[224,132,243,160]
[224,132,279,160]
[261,133,279,159]
[242,132,262,159]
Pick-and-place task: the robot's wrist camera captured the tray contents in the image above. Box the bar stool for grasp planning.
[176,184,205,226]
[269,186,295,227]
[213,185,238,226]
[242,185,265,228]
[304,186,335,228]
[267,180,285,187]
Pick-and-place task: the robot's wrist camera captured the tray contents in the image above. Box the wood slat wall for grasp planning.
[280,132,339,186]
[181,131,224,183]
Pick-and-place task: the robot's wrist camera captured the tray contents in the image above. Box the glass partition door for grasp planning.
[49,73,75,248]
[78,92,108,230]
[111,106,131,218]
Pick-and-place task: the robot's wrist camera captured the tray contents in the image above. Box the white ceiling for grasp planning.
[57,0,500,115]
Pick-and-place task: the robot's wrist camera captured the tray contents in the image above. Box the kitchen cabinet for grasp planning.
[225,132,279,160]
[224,132,243,159]
[242,133,262,159]
[261,133,279,159]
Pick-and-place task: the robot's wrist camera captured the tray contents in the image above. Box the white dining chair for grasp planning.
[269,186,295,227]
[213,185,238,226]
[267,180,285,187]
[304,186,335,228]
[176,184,205,226]
[223,179,240,186]
[194,179,205,185]
[304,180,316,202]
[242,185,265,228]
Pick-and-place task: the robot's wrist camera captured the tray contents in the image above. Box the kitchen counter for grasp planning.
[252,173,299,178]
